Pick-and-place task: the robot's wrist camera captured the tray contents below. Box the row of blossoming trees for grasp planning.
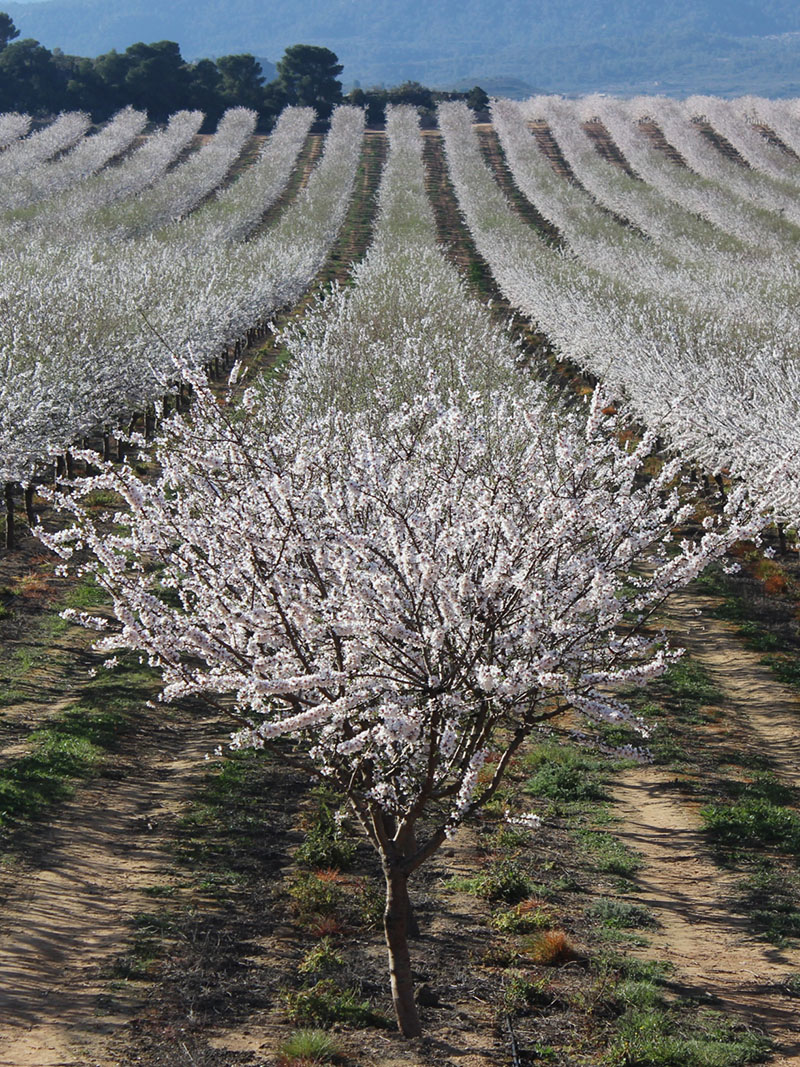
[20,100,767,1037]
[439,95,800,531]
[0,102,364,545]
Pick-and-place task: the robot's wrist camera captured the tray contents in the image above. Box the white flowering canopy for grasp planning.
[46,104,756,849]
[51,372,752,843]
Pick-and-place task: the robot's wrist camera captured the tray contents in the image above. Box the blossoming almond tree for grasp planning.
[48,370,752,1036]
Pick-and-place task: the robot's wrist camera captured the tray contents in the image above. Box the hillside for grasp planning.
[4,0,800,95]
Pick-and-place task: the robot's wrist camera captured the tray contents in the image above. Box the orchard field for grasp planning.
[1,95,800,1067]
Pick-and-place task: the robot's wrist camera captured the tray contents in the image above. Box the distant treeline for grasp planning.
[0,11,489,129]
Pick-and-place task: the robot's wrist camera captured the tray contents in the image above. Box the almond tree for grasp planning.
[48,367,752,1036]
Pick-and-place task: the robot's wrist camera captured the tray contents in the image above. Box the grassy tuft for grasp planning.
[524,742,608,805]
[523,929,576,966]
[450,857,533,904]
[701,795,800,853]
[276,1029,343,1066]
[578,829,642,878]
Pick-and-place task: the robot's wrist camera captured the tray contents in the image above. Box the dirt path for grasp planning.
[0,710,225,1067]
[666,589,800,778]
[611,588,800,1065]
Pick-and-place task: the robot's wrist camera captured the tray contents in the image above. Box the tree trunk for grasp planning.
[778,522,788,557]
[24,485,35,528]
[4,482,15,550]
[384,868,422,1037]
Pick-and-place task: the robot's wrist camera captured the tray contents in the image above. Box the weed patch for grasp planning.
[524,742,608,806]
[588,898,656,930]
[0,702,128,834]
[578,829,641,879]
[490,896,556,934]
[449,857,533,904]
[605,1005,770,1066]
[296,793,356,871]
[732,863,800,945]
[283,979,389,1029]
[701,795,800,853]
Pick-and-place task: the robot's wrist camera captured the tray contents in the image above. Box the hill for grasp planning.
[4,0,800,95]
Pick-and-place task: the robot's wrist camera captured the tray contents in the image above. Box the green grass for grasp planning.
[588,897,656,929]
[524,741,609,806]
[734,620,780,652]
[577,829,642,879]
[0,657,154,839]
[276,1029,343,1066]
[295,793,356,871]
[708,580,800,690]
[663,660,722,707]
[761,654,800,689]
[733,863,800,945]
[0,574,109,682]
[174,747,284,887]
[605,1005,771,1065]
[588,955,771,1066]
[448,857,534,904]
[596,658,721,768]
[0,710,123,829]
[700,792,800,853]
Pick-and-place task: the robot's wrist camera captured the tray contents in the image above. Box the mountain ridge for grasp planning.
[3,0,800,95]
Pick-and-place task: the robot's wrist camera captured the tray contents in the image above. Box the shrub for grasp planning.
[289,871,346,921]
[298,937,345,976]
[473,859,533,904]
[284,979,387,1028]
[524,743,607,803]
[296,801,356,871]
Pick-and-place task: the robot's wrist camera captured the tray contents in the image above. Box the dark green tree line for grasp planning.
[0,13,346,129]
[0,12,490,130]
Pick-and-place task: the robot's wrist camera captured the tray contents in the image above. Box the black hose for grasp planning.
[505,1013,523,1067]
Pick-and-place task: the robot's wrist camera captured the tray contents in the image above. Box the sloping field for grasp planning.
[1,94,800,1066]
